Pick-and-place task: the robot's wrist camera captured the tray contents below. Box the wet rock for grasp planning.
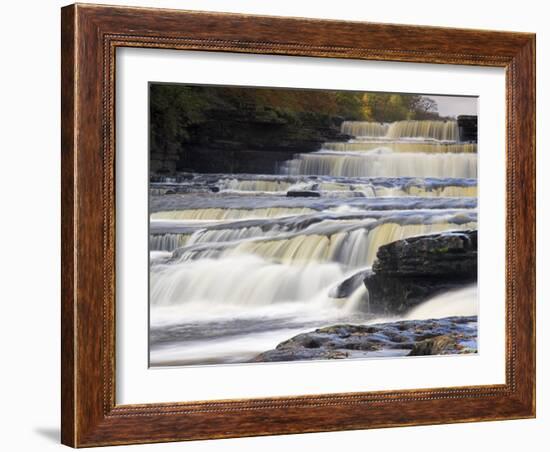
[373,230,477,276]
[409,335,455,356]
[286,190,321,198]
[329,269,370,298]
[253,316,477,362]
[364,230,477,313]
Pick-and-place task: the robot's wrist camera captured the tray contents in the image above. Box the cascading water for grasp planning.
[404,285,478,320]
[386,120,459,141]
[283,151,477,178]
[282,120,475,178]
[341,121,389,137]
[323,141,477,153]
[341,120,459,141]
[149,117,478,366]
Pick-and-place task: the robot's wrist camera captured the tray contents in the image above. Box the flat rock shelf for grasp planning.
[253,315,478,362]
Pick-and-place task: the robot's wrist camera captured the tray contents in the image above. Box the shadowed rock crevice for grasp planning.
[150,84,354,175]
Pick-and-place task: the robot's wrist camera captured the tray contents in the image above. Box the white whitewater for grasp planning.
[341,120,459,141]
[150,233,190,251]
[341,121,389,137]
[151,206,317,221]
[386,120,459,141]
[149,118,478,366]
[283,151,477,178]
[283,120,476,178]
[151,255,344,311]
[219,221,476,267]
[323,141,477,153]
[404,285,478,320]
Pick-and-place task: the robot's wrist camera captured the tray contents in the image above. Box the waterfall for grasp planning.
[150,228,272,252]
[375,184,477,197]
[186,225,273,246]
[229,221,476,267]
[170,219,477,268]
[150,115,478,366]
[150,233,190,251]
[341,120,459,141]
[217,178,293,192]
[341,121,389,137]
[151,174,477,198]
[404,285,478,319]
[151,206,317,221]
[323,142,477,153]
[151,255,345,308]
[284,151,477,178]
[283,118,476,182]
[386,120,459,141]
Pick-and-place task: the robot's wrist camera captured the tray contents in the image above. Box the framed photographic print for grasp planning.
[61,3,536,447]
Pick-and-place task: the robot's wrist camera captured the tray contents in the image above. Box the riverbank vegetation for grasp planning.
[150,84,446,174]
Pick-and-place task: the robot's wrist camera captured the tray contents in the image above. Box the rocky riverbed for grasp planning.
[253,231,478,363]
[253,315,477,362]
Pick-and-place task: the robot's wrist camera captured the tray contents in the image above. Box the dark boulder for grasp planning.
[329,269,370,298]
[364,230,477,313]
[286,190,321,198]
[373,229,477,276]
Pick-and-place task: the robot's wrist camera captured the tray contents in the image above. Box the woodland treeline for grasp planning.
[151,84,442,142]
[149,84,446,174]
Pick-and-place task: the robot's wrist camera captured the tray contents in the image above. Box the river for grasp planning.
[149,119,478,366]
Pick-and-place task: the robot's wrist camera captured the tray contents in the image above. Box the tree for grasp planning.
[360,93,440,122]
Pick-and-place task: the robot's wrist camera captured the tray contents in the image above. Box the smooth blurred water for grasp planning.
[149,119,478,366]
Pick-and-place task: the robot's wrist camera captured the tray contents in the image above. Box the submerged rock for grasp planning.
[364,230,477,313]
[252,315,477,362]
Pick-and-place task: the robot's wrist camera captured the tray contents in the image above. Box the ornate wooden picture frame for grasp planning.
[61,3,535,447]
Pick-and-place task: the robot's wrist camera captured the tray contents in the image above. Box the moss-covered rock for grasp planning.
[364,230,477,313]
